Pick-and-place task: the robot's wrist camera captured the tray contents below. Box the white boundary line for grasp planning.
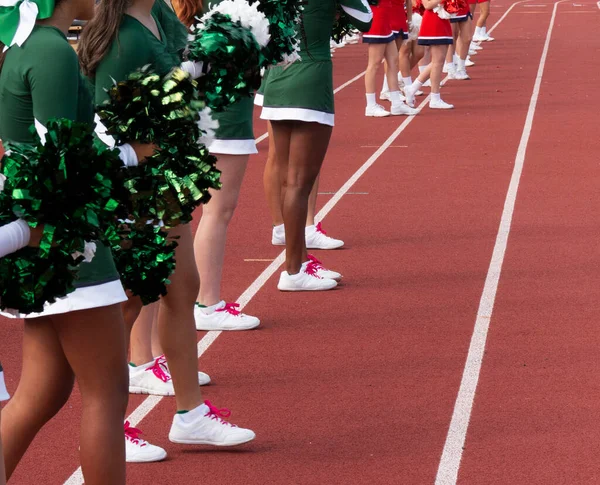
[434,2,564,484]
[64,4,522,482]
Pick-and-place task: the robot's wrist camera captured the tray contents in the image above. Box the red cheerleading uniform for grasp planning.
[363,0,396,43]
[468,0,489,4]
[390,0,409,40]
[450,0,472,21]
[417,8,453,45]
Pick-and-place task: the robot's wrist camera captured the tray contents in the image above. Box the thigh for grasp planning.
[163,224,199,303]
[204,154,249,214]
[271,120,293,183]
[287,122,333,187]
[368,43,388,65]
[51,305,128,399]
[430,44,448,63]
[385,41,400,61]
[480,0,490,14]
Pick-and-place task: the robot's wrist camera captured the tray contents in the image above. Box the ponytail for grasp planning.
[78,0,130,77]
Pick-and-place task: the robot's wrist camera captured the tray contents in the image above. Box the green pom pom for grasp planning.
[0,119,124,313]
[332,5,357,44]
[189,12,262,111]
[111,223,178,305]
[98,66,221,228]
[248,0,303,66]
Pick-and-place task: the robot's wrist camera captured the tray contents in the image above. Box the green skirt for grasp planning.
[210,97,257,155]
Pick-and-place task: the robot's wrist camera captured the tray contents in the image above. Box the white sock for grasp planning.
[481,26,487,35]
[431,92,441,102]
[389,91,402,107]
[273,223,284,233]
[413,79,424,90]
[456,58,466,70]
[453,54,459,65]
[305,224,316,234]
[381,76,389,93]
[366,93,376,107]
[402,76,412,87]
[198,301,222,315]
[475,26,482,36]
[444,61,454,71]
[178,402,209,423]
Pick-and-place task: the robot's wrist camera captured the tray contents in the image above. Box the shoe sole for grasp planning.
[126,452,167,463]
[391,111,417,116]
[277,283,338,292]
[129,386,175,396]
[195,321,260,331]
[306,243,344,249]
[365,113,390,118]
[169,436,256,446]
[429,106,454,110]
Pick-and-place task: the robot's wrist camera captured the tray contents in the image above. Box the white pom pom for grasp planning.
[72,241,97,263]
[433,5,452,19]
[202,0,271,47]
[0,174,6,193]
[197,107,220,148]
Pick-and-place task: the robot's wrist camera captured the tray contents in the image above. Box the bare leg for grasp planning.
[365,43,388,96]
[410,42,425,69]
[384,41,401,93]
[477,0,490,28]
[263,122,283,226]
[1,318,74,479]
[399,40,412,80]
[272,121,333,274]
[129,303,156,365]
[430,45,449,94]
[195,154,249,307]
[0,411,4,485]
[157,224,202,411]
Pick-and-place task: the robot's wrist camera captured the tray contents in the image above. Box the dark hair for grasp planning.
[78,0,130,77]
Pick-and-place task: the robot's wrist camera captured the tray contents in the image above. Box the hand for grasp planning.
[129,142,158,164]
[27,225,45,248]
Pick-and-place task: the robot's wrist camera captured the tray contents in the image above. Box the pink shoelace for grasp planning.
[315,222,327,235]
[307,254,326,270]
[146,355,172,383]
[216,302,242,316]
[204,400,236,427]
[124,421,146,447]
[304,259,323,279]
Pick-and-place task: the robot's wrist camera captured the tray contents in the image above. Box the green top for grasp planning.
[299,0,373,62]
[152,0,188,61]
[93,13,181,105]
[0,25,120,288]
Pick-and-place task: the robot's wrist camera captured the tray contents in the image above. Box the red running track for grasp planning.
[2,2,599,483]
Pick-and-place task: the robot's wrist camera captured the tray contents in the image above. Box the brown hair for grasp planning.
[172,0,202,28]
[78,0,130,77]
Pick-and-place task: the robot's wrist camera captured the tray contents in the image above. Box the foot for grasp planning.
[125,421,167,463]
[468,49,478,56]
[365,103,390,117]
[429,98,454,109]
[129,355,210,396]
[278,261,338,292]
[481,33,495,42]
[465,58,475,67]
[305,223,344,249]
[470,42,482,50]
[415,89,424,96]
[453,69,470,80]
[195,301,260,331]
[472,34,487,43]
[403,85,417,108]
[379,90,391,101]
[169,401,256,446]
[391,103,418,116]
[307,254,342,281]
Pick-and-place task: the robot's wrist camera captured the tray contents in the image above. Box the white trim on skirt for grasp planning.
[261,106,335,127]
[254,93,264,107]
[0,371,9,401]
[0,280,127,319]
[209,139,258,155]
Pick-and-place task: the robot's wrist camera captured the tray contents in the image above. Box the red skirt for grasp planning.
[390,0,409,39]
[417,9,453,45]
[363,4,396,43]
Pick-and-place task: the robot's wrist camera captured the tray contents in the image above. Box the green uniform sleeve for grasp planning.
[26,38,80,124]
[339,0,373,31]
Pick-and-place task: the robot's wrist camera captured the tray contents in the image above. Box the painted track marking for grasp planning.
[434,2,565,484]
[64,3,525,483]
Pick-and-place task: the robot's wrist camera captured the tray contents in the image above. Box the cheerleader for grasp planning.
[363,0,415,117]
[470,0,493,42]
[448,0,472,79]
[404,0,454,109]
[79,0,255,448]
[0,0,158,479]
[1,362,8,485]
[165,0,262,332]
[261,0,373,291]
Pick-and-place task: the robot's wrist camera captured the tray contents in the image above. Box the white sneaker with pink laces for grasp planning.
[125,421,167,463]
[305,223,344,249]
[194,301,260,331]
[307,255,342,281]
[129,355,210,396]
[278,260,338,291]
[169,401,256,446]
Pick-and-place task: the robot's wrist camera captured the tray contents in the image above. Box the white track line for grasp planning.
[434,2,563,484]
[65,4,521,482]
[254,69,367,145]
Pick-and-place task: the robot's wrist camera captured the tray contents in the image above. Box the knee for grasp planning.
[12,376,74,426]
[204,200,239,226]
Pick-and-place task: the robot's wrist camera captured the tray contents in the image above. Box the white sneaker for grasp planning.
[470,42,482,50]
[415,89,424,96]
[272,224,285,245]
[429,98,454,109]
[345,33,360,44]
[277,261,338,292]
[307,255,342,281]
[468,49,477,56]
[125,421,167,463]
[391,103,418,116]
[423,79,432,88]
[305,223,344,249]
[481,33,494,42]
[465,58,475,67]
[129,355,210,396]
[472,34,487,43]
[379,90,391,101]
[365,103,390,117]
[169,401,256,446]
[453,69,470,80]
[195,301,260,331]
[404,86,417,108]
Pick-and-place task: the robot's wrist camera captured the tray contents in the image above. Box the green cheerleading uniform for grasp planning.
[0,26,126,318]
[261,0,373,126]
[254,67,271,107]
